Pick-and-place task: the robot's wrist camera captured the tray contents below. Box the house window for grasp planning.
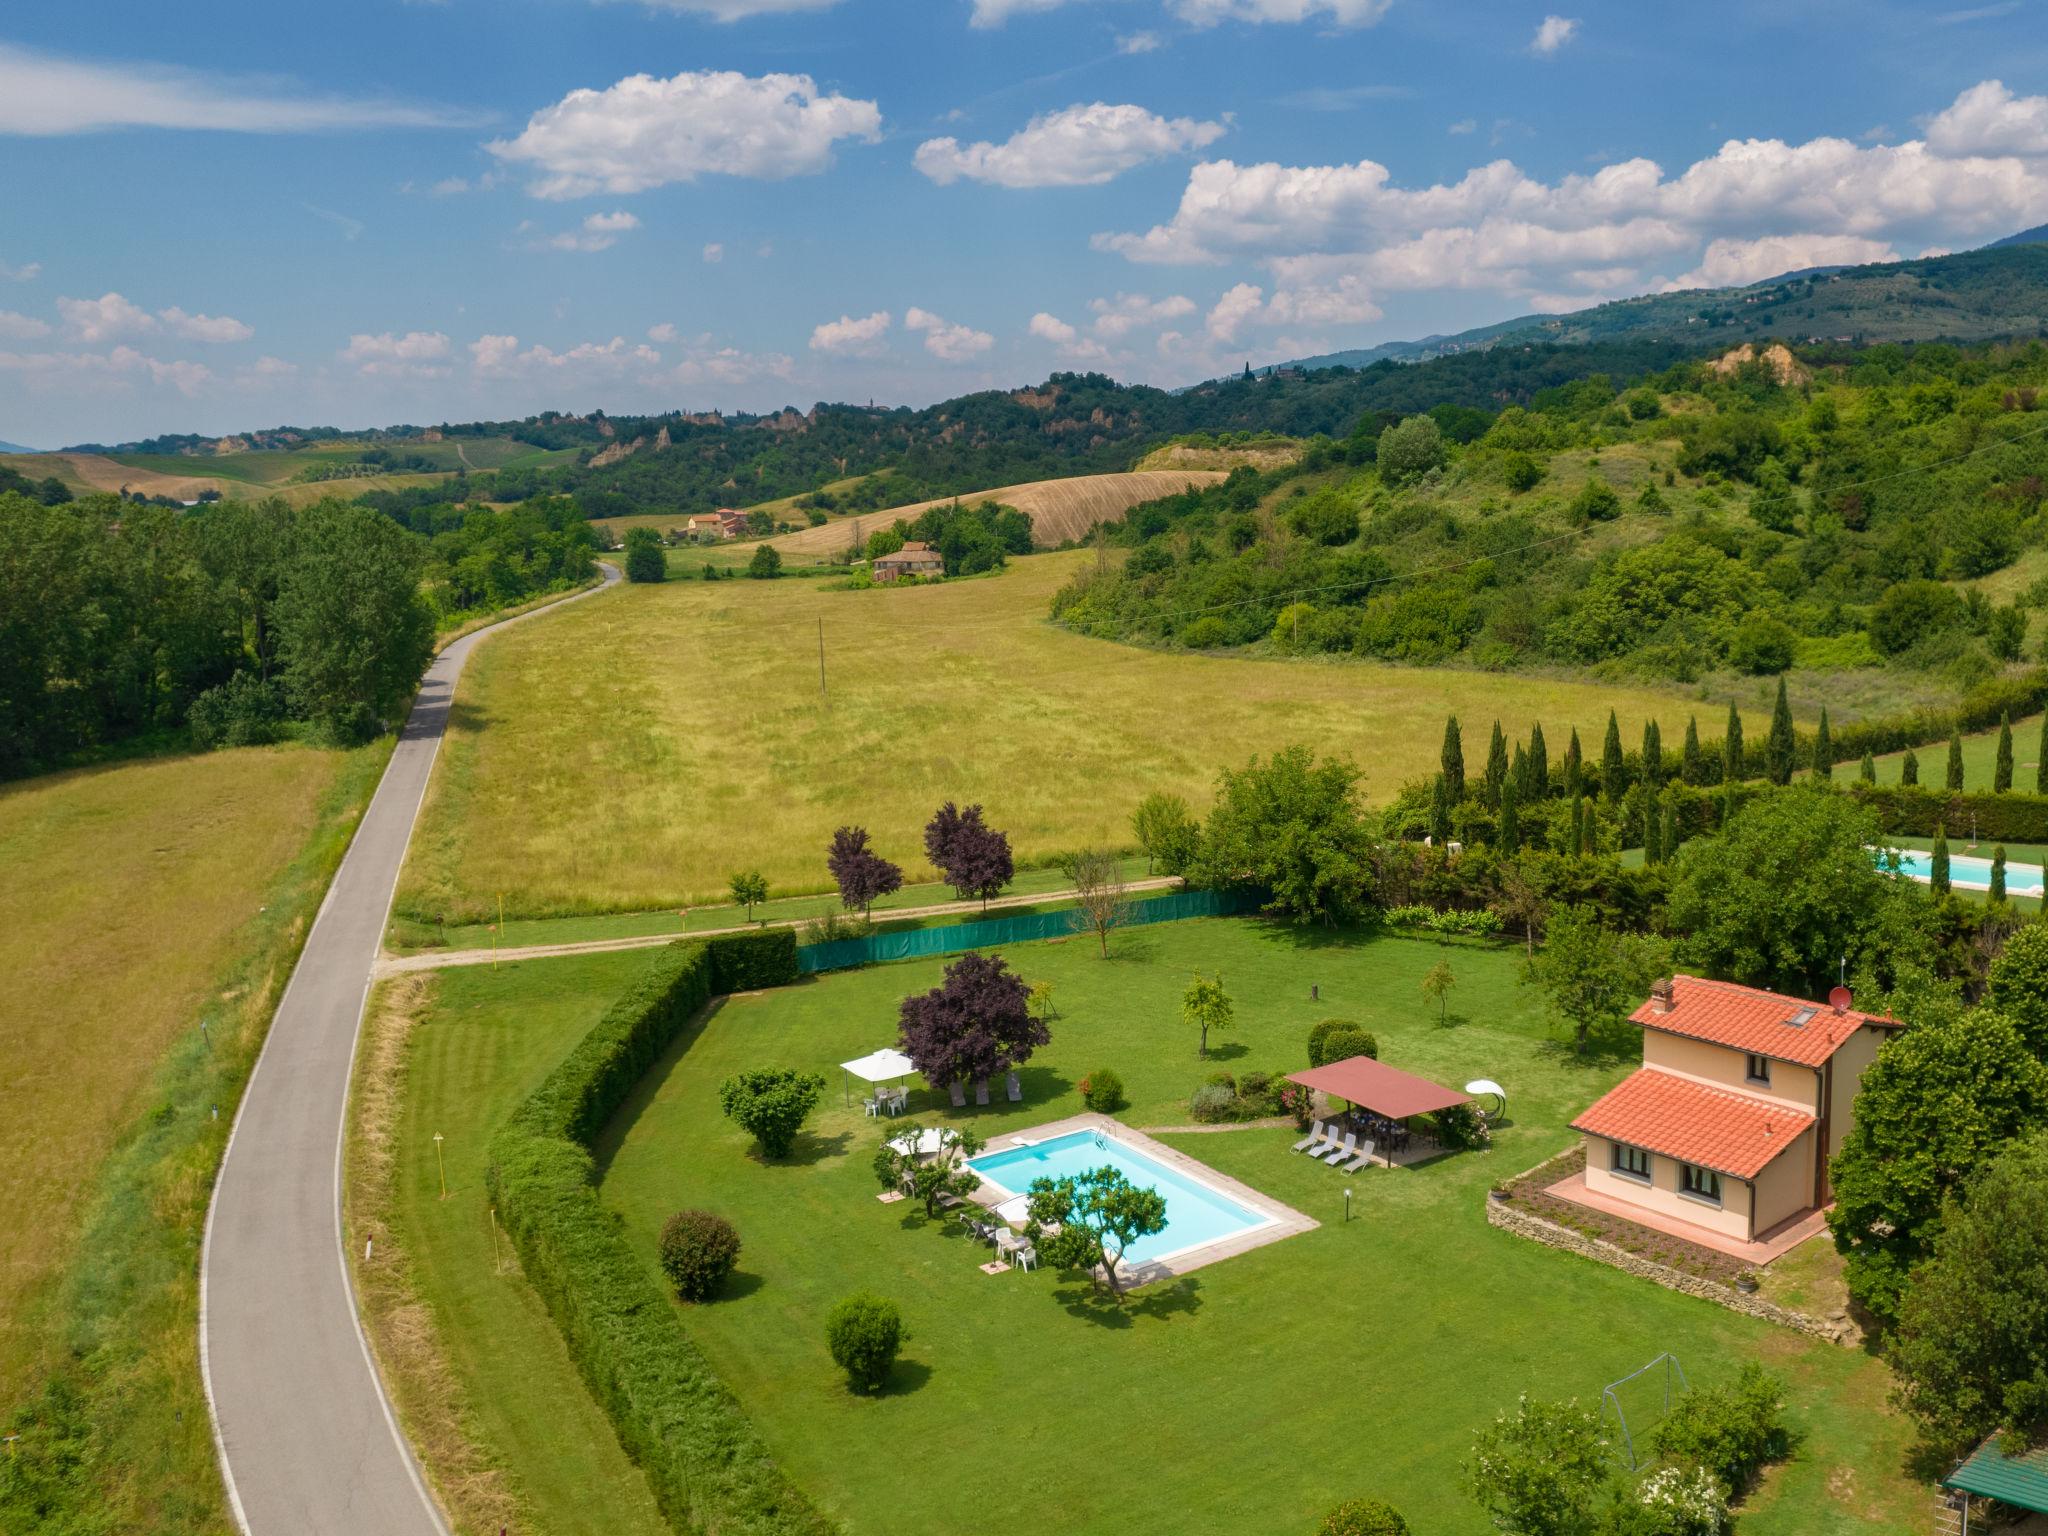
[1611,1143,1651,1182]
[1680,1163,1722,1205]
[1745,1053,1771,1085]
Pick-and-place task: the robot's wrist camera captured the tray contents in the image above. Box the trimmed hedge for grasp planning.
[1846,782,2048,842]
[488,931,833,1536]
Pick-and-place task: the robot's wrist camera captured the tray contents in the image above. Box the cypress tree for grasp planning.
[1643,791,1663,864]
[1931,824,1951,895]
[1766,677,1795,786]
[2038,713,2048,795]
[1991,844,2008,904]
[1498,777,1520,855]
[1813,708,1833,782]
[1642,720,1664,788]
[1564,728,1583,802]
[1902,748,1920,787]
[1723,702,1744,784]
[1995,712,2013,793]
[1440,715,1465,803]
[1528,723,1549,801]
[1860,752,1876,783]
[1484,720,1508,810]
[1947,731,1965,792]
[1661,795,1682,861]
[1682,716,1704,785]
[1580,797,1598,856]
[1429,773,1453,843]
[1510,742,1530,802]
[1601,710,1625,800]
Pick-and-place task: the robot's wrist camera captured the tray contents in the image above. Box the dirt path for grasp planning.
[374,875,1183,976]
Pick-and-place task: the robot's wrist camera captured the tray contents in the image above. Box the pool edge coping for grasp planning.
[967,1111,1319,1288]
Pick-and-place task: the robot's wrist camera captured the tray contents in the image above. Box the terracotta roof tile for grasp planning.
[1571,1067,1814,1179]
[1632,974,1894,1069]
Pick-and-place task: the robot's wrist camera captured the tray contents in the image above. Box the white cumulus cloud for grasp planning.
[489,70,882,199]
[1531,15,1579,55]
[470,332,662,376]
[1676,233,1899,288]
[0,311,51,340]
[905,306,994,361]
[0,345,211,396]
[970,0,1388,25]
[544,209,642,252]
[703,242,725,262]
[160,306,254,342]
[1205,281,1264,342]
[916,102,1226,188]
[809,309,893,355]
[0,260,39,282]
[1925,79,2048,158]
[621,0,840,14]
[1089,291,1196,337]
[342,330,453,378]
[58,292,157,343]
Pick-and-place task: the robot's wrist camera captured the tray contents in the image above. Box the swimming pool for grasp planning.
[1880,846,2045,897]
[966,1128,1277,1267]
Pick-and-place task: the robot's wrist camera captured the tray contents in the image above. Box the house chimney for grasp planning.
[1650,977,1676,1014]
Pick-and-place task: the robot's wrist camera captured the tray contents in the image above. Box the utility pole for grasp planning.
[817,617,829,708]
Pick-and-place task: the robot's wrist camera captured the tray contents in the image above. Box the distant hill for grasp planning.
[0,439,37,454]
[1274,241,2048,373]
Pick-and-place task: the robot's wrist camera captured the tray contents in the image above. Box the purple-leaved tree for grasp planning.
[923,801,1014,912]
[897,952,1046,1104]
[827,825,903,917]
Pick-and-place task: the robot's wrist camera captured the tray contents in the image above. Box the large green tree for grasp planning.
[1026,1165,1168,1298]
[1891,1133,2048,1460]
[1192,746,1379,923]
[1828,1005,2048,1327]
[275,500,434,740]
[1988,925,2048,1058]
[1526,904,1668,1054]
[1666,788,1895,994]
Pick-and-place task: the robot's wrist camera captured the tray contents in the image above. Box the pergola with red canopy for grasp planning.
[1287,1056,1469,1120]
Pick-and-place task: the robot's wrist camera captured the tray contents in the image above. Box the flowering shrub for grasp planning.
[1612,1465,1730,1536]
[1384,903,1504,937]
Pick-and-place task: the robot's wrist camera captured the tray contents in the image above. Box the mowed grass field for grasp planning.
[398,550,1703,922]
[0,744,373,1398]
[388,923,1922,1536]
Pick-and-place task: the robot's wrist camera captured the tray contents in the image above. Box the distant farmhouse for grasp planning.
[1563,975,1901,1256]
[872,541,946,583]
[682,509,748,542]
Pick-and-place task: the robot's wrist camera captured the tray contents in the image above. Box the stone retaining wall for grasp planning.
[1485,1196,1852,1345]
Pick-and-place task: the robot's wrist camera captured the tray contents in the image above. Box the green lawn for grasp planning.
[398,918,1922,1536]
[1864,711,2047,792]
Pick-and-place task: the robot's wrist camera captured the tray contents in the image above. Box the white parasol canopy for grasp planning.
[842,1048,916,1083]
[887,1127,958,1159]
[1464,1078,1508,1117]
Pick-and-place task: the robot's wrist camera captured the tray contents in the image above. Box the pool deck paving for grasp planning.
[966,1111,1318,1288]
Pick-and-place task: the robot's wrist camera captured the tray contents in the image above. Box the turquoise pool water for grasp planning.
[1883,846,2045,897]
[966,1129,1273,1265]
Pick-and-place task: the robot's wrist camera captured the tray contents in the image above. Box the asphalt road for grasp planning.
[200,565,618,1535]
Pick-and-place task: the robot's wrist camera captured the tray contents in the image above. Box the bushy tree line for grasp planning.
[1051,339,2048,696]
[0,491,434,774]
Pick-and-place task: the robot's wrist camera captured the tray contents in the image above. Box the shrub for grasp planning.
[1077,1067,1126,1112]
[1317,1497,1410,1536]
[1318,1025,1379,1065]
[1189,1083,1238,1122]
[1205,1069,1237,1090]
[717,1068,826,1159]
[825,1292,903,1392]
[624,526,665,583]
[1432,1102,1491,1150]
[1648,1363,1787,1496]
[1602,1466,1730,1536]
[188,671,289,749]
[1278,1080,1315,1130]
[658,1210,742,1302]
[1307,1017,1369,1066]
[1237,1069,1278,1112]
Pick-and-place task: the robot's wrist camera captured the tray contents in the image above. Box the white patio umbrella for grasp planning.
[841,1047,917,1105]
[1464,1078,1507,1119]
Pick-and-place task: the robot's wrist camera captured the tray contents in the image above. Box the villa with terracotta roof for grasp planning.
[872,541,946,583]
[1562,975,1903,1258]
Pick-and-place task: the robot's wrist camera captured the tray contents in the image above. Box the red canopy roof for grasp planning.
[1287,1057,1469,1120]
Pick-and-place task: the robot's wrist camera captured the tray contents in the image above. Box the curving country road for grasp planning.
[200,564,619,1536]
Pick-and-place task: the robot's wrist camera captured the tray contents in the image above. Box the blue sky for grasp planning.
[2,0,2046,446]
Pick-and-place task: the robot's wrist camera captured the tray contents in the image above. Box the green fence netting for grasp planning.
[795,886,1262,974]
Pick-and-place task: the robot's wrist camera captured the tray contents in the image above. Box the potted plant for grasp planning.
[1735,1270,1760,1294]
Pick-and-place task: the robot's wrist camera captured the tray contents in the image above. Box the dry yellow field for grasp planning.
[397,550,1700,922]
[763,468,1229,556]
[0,745,362,1393]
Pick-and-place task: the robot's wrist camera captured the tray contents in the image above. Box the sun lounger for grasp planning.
[1292,1119,1329,1153]
[1317,1131,1357,1165]
[1335,1139,1375,1173]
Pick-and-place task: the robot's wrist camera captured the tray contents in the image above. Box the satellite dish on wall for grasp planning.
[1828,985,1853,1013]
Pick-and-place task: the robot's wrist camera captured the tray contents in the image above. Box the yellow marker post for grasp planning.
[433,1132,447,1201]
